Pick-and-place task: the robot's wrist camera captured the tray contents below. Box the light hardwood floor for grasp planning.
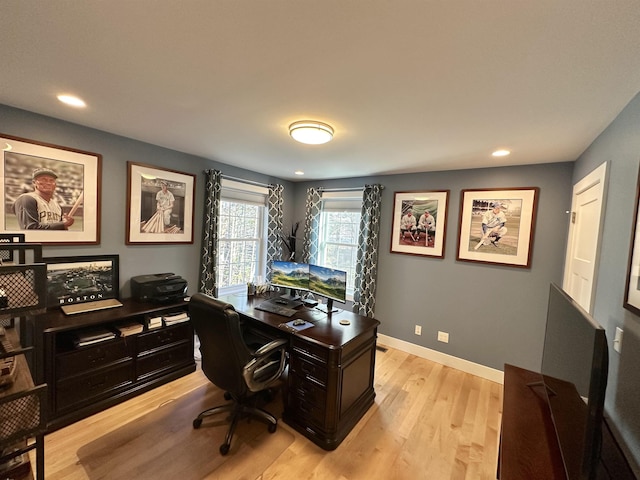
[34,344,503,480]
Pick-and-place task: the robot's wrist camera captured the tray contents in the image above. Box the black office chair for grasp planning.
[189,292,288,455]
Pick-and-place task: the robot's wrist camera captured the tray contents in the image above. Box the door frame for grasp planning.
[562,162,608,313]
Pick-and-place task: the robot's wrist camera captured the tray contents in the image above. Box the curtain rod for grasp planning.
[318,185,384,192]
[222,175,273,189]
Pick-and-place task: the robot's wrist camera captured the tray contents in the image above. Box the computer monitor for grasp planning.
[309,264,347,313]
[270,261,309,300]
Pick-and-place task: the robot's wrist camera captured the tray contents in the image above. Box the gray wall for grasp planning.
[292,163,573,371]
[0,104,295,297]
[572,91,640,471]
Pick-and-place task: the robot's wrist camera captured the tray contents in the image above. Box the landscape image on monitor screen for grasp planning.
[271,261,309,290]
[309,265,347,302]
[46,258,117,306]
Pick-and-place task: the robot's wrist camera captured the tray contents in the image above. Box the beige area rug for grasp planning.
[77,385,293,480]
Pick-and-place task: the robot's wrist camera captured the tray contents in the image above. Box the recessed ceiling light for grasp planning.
[492,149,511,157]
[294,170,305,176]
[57,94,86,108]
[289,121,334,145]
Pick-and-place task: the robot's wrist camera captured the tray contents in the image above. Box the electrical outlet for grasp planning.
[437,331,449,343]
[414,325,422,336]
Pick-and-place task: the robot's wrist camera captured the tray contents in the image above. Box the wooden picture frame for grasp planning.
[456,187,539,268]
[624,170,640,315]
[390,190,449,258]
[126,162,195,245]
[1,133,101,245]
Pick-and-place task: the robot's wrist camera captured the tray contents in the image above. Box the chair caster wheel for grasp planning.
[268,422,277,433]
[220,443,230,455]
[193,418,202,429]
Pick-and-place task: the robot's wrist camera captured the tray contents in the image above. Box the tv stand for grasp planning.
[500,364,636,479]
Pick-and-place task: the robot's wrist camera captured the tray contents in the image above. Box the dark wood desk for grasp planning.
[222,294,380,450]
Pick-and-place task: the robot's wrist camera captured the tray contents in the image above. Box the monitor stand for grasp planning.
[315,298,338,314]
[279,288,301,302]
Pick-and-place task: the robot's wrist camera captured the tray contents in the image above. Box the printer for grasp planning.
[131,273,188,303]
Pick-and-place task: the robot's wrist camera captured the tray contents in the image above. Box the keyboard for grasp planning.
[61,298,123,315]
[0,330,16,387]
[255,301,297,317]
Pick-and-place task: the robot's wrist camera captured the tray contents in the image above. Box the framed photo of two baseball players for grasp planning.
[456,187,539,268]
[0,133,101,245]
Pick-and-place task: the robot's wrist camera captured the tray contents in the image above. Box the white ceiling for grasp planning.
[1,1,640,181]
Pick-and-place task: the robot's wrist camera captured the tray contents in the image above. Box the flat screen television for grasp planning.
[309,264,347,313]
[270,261,309,300]
[541,283,609,480]
[44,254,120,308]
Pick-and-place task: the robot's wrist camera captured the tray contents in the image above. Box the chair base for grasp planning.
[192,396,278,455]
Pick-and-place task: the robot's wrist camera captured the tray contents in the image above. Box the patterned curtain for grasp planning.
[353,184,383,317]
[266,184,284,280]
[301,187,322,263]
[199,169,222,296]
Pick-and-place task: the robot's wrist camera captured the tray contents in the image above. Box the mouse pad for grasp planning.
[283,319,314,331]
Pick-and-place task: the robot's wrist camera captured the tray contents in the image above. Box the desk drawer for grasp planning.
[136,342,193,380]
[56,361,133,412]
[137,323,190,353]
[291,354,328,385]
[290,373,326,407]
[291,337,329,363]
[56,339,131,379]
[289,393,326,429]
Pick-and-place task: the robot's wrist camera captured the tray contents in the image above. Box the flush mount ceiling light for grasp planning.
[289,121,334,145]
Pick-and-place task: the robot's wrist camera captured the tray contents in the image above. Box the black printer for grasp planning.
[131,273,188,303]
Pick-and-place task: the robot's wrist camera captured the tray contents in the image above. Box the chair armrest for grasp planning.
[243,338,288,392]
[253,338,287,357]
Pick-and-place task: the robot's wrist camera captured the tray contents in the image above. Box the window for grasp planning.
[317,191,362,299]
[217,180,267,295]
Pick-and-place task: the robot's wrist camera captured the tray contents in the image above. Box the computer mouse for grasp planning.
[292,319,306,326]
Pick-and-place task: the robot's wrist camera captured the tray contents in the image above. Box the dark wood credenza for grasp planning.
[26,298,195,431]
[500,364,636,480]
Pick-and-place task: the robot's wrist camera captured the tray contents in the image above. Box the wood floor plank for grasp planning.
[32,345,503,480]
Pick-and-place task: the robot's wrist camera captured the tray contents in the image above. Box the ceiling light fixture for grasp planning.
[294,170,305,176]
[57,94,86,108]
[289,121,334,145]
[492,149,511,157]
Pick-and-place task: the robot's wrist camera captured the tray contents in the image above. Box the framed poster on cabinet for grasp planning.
[456,187,539,268]
[1,133,101,245]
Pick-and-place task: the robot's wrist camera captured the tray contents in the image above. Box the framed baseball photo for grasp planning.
[624,169,640,316]
[126,162,196,245]
[456,187,539,268]
[1,133,101,245]
[390,190,449,258]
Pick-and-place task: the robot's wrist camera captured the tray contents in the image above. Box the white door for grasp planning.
[562,162,608,312]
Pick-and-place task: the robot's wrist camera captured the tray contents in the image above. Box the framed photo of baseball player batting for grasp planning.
[623,170,640,316]
[456,187,539,268]
[1,133,101,245]
[390,190,449,258]
[126,162,196,245]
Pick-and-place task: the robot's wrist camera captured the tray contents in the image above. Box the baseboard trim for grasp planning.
[377,334,504,384]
